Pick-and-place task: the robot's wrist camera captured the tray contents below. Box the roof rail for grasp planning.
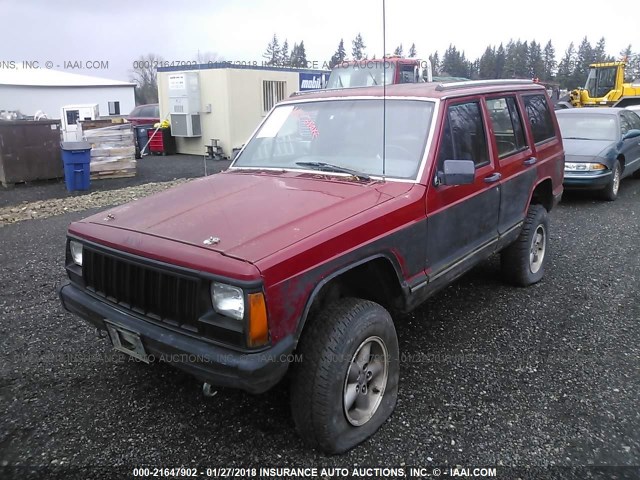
[289,89,321,97]
[435,79,535,91]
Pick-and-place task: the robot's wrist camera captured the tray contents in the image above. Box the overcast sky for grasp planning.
[2,0,637,81]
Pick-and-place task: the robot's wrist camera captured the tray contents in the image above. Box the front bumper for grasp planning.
[563,170,612,189]
[59,282,294,394]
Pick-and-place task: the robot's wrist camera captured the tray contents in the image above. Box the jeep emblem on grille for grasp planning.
[203,236,220,245]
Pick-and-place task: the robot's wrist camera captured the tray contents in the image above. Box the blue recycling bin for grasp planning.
[61,141,92,191]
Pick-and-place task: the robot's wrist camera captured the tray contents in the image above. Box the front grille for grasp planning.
[83,248,201,330]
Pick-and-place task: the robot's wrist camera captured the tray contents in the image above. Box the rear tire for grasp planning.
[501,204,549,287]
[601,161,621,201]
[290,298,399,454]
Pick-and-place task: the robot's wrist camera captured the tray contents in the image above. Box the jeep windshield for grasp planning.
[233,99,434,180]
[326,62,395,88]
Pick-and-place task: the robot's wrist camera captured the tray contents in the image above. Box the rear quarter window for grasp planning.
[523,94,556,144]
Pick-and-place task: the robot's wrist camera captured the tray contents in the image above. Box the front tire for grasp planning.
[601,161,621,201]
[501,204,549,287]
[290,298,399,454]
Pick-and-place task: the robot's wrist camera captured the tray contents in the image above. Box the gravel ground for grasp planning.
[0,181,188,226]
[1,177,639,479]
[0,154,231,208]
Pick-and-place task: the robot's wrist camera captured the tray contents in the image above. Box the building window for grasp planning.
[108,101,120,115]
[66,109,80,126]
[262,80,286,114]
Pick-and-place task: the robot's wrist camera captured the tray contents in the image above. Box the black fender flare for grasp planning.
[292,252,406,347]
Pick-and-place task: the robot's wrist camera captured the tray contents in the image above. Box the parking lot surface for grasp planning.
[1,174,638,476]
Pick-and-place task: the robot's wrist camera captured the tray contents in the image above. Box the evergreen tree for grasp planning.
[441,45,469,77]
[290,41,308,68]
[408,43,417,58]
[263,33,280,66]
[542,40,556,81]
[298,41,308,68]
[280,39,290,66]
[478,46,496,79]
[528,40,544,79]
[352,33,366,60]
[469,59,480,79]
[570,37,594,88]
[593,37,607,63]
[495,43,506,78]
[556,42,576,89]
[503,40,516,77]
[329,39,347,68]
[620,45,639,81]
[394,44,403,56]
[502,40,529,78]
[429,52,440,75]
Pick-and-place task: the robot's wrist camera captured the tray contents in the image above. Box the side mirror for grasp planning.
[438,159,476,186]
[622,129,640,141]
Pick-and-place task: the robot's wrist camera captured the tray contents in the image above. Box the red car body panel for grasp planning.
[68,221,261,282]
[259,184,426,341]
[126,104,160,126]
[73,172,412,264]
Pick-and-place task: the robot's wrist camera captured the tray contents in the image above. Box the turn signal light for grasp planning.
[247,293,269,347]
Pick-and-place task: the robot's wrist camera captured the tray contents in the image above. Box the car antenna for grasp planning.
[382,0,387,180]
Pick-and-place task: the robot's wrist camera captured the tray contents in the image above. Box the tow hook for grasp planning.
[203,382,218,398]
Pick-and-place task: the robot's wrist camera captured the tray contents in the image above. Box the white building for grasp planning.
[157,64,329,157]
[0,68,135,119]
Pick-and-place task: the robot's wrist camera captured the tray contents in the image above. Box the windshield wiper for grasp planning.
[369,71,378,85]
[295,161,371,181]
[564,136,593,140]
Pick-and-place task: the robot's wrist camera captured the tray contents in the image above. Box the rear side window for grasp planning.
[486,97,527,158]
[438,101,489,168]
[140,106,156,117]
[523,94,556,144]
[619,113,631,135]
[626,111,640,130]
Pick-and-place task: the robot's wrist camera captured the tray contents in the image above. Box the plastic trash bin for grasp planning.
[135,124,154,157]
[61,141,92,191]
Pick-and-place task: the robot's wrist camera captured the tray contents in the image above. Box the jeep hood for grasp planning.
[82,171,408,263]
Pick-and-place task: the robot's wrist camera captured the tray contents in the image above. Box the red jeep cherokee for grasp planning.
[60,80,563,453]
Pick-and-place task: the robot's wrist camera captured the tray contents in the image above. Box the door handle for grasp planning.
[484,172,502,183]
[524,157,537,166]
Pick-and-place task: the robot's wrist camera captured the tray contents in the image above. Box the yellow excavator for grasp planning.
[566,58,640,108]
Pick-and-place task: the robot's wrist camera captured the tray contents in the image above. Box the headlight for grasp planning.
[565,162,606,172]
[69,240,83,266]
[211,282,244,320]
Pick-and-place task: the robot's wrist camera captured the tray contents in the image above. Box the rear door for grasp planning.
[425,98,500,280]
[485,95,536,242]
[521,92,564,198]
